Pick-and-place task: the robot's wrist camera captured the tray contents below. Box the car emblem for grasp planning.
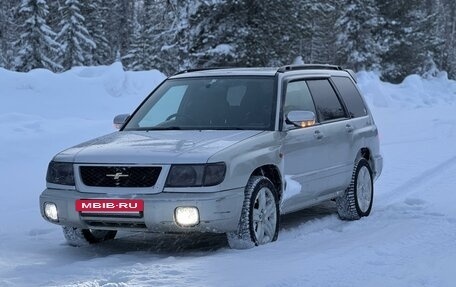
[106,172,129,180]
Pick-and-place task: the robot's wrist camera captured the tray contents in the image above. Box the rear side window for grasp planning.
[307,79,346,122]
[332,76,367,117]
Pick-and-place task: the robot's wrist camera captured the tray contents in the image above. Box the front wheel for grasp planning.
[62,227,117,246]
[227,176,280,249]
[336,159,374,220]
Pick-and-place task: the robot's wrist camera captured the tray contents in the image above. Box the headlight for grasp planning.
[166,165,205,187]
[46,161,75,186]
[202,163,226,186]
[165,163,226,187]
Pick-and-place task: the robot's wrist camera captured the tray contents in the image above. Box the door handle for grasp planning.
[346,124,354,133]
[314,130,324,140]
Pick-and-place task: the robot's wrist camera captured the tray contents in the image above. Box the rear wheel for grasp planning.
[336,159,373,220]
[62,227,117,246]
[227,176,280,249]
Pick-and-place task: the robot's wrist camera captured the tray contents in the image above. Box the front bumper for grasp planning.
[39,188,244,233]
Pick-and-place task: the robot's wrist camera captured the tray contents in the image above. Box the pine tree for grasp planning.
[435,0,456,78]
[303,0,340,65]
[170,0,311,70]
[336,0,382,70]
[177,0,235,69]
[142,0,192,74]
[160,0,246,72]
[235,0,305,66]
[124,0,168,71]
[123,25,144,70]
[14,0,61,72]
[56,0,96,70]
[159,0,197,73]
[82,0,111,65]
[104,0,135,63]
[377,0,442,82]
[445,0,456,78]
[0,0,9,67]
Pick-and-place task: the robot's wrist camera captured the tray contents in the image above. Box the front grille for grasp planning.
[79,166,161,187]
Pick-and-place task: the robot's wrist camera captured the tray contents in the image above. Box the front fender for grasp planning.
[209,131,283,191]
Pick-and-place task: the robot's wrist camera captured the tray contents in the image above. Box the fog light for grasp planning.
[175,207,199,227]
[44,202,58,221]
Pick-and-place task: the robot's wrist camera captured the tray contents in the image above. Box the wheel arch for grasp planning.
[250,165,283,200]
[355,147,374,171]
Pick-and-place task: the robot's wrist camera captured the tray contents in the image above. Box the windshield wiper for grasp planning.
[146,126,182,130]
[125,126,182,131]
[126,126,254,131]
[208,127,247,130]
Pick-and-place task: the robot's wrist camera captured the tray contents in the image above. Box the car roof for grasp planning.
[169,65,356,82]
[170,67,279,78]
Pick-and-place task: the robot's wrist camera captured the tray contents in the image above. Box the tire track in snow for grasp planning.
[377,154,456,207]
[280,154,456,238]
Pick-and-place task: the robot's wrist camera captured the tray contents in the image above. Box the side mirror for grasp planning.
[113,114,130,130]
[286,111,316,128]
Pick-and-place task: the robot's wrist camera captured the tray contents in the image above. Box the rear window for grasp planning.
[307,79,346,122]
[332,76,367,117]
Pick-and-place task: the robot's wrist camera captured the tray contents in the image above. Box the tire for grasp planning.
[336,158,374,220]
[227,176,280,249]
[62,226,117,247]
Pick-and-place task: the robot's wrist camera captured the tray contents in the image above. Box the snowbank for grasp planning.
[357,70,456,108]
[0,62,165,120]
[0,63,165,160]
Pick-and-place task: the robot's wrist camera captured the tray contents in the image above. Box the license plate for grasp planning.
[75,199,144,213]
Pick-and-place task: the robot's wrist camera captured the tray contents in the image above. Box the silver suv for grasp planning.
[40,65,382,249]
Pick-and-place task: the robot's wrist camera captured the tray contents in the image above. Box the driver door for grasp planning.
[281,80,329,209]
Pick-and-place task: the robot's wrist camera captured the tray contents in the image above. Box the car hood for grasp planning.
[54,130,264,164]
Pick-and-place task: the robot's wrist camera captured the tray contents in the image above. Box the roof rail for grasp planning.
[277,64,342,73]
[174,67,234,75]
[344,69,357,83]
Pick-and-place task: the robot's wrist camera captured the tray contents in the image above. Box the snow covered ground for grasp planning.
[0,64,455,286]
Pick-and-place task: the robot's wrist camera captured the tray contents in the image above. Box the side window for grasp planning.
[284,81,316,116]
[307,79,346,122]
[332,76,367,117]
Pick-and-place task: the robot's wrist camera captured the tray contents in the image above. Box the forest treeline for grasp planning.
[0,0,455,82]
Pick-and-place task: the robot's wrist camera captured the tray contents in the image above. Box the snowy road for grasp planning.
[0,66,455,286]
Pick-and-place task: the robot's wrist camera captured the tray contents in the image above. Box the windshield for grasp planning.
[124,76,276,131]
